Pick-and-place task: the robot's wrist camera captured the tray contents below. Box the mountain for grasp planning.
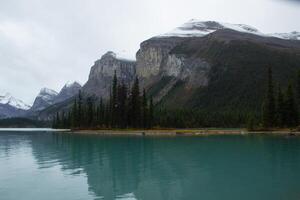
[30,82,81,112]
[30,88,58,112]
[29,82,81,120]
[137,20,300,112]
[82,51,136,98]
[36,20,300,121]
[54,81,82,104]
[0,93,30,118]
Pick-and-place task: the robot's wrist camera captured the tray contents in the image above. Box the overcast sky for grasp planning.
[0,0,299,104]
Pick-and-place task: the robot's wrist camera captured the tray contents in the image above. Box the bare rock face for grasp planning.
[54,81,82,104]
[30,88,58,112]
[136,37,186,80]
[83,51,136,98]
[135,36,211,102]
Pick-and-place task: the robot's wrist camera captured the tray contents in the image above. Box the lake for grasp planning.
[0,129,300,200]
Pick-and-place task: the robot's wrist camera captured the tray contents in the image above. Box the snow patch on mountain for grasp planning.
[269,31,300,40]
[64,81,81,88]
[157,20,263,38]
[0,93,31,110]
[37,88,58,102]
[156,20,300,41]
[105,51,136,62]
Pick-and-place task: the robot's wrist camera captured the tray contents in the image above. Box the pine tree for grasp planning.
[99,98,104,127]
[285,83,298,127]
[111,71,118,127]
[87,97,94,127]
[129,77,141,128]
[117,83,128,128]
[77,90,83,128]
[52,115,57,128]
[149,96,154,128]
[142,89,148,128]
[297,70,300,107]
[71,99,78,128]
[276,86,285,127]
[55,112,60,129]
[262,67,276,128]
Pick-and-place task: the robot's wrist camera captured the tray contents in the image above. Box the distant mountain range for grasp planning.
[1,20,300,121]
[0,81,81,119]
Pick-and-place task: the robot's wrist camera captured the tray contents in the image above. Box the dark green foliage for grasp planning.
[129,77,141,128]
[111,70,118,127]
[117,83,128,128]
[262,67,276,128]
[284,83,298,127]
[276,86,285,127]
[246,115,255,131]
[297,70,300,113]
[149,97,154,128]
[86,97,95,127]
[0,118,49,128]
[142,89,148,128]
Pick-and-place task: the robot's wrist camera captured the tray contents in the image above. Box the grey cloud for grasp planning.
[0,0,300,103]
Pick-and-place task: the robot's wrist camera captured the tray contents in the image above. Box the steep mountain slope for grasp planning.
[83,51,136,98]
[157,29,300,111]
[30,88,58,112]
[54,81,82,104]
[0,93,30,118]
[136,20,300,112]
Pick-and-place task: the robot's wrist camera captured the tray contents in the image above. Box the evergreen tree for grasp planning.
[129,77,141,128]
[55,112,60,128]
[149,96,154,128]
[111,71,118,127]
[52,115,57,128]
[142,89,148,128]
[276,86,285,127]
[262,67,276,128]
[77,90,83,127]
[117,83,128,128]
[86,97,94,127]
[71,99,78,128]
[99,98,105,127]
[285,83,298,127]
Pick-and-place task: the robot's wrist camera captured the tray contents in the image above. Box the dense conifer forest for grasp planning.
[52,68,300,130]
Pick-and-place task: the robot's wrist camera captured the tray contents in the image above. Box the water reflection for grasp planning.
[1,131,300,200]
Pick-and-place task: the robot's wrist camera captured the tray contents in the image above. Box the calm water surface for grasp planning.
[0,130,300,200]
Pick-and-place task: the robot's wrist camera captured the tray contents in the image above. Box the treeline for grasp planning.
[53,67,300,130]
[261,67,300,129]
[52,72,154,129]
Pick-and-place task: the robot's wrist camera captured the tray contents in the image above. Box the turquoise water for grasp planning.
[1,130,300,200]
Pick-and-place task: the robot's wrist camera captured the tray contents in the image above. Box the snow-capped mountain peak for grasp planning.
[36,88,58,104]
[0,93,31,110]
[157,20,262,38]
[39,88,58,96]
[156,19,299,41]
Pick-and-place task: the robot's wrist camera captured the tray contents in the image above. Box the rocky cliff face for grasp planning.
[30,88,58,112]
[83,51,136,98]
[54,81,81,104]
[136,37,211,102]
